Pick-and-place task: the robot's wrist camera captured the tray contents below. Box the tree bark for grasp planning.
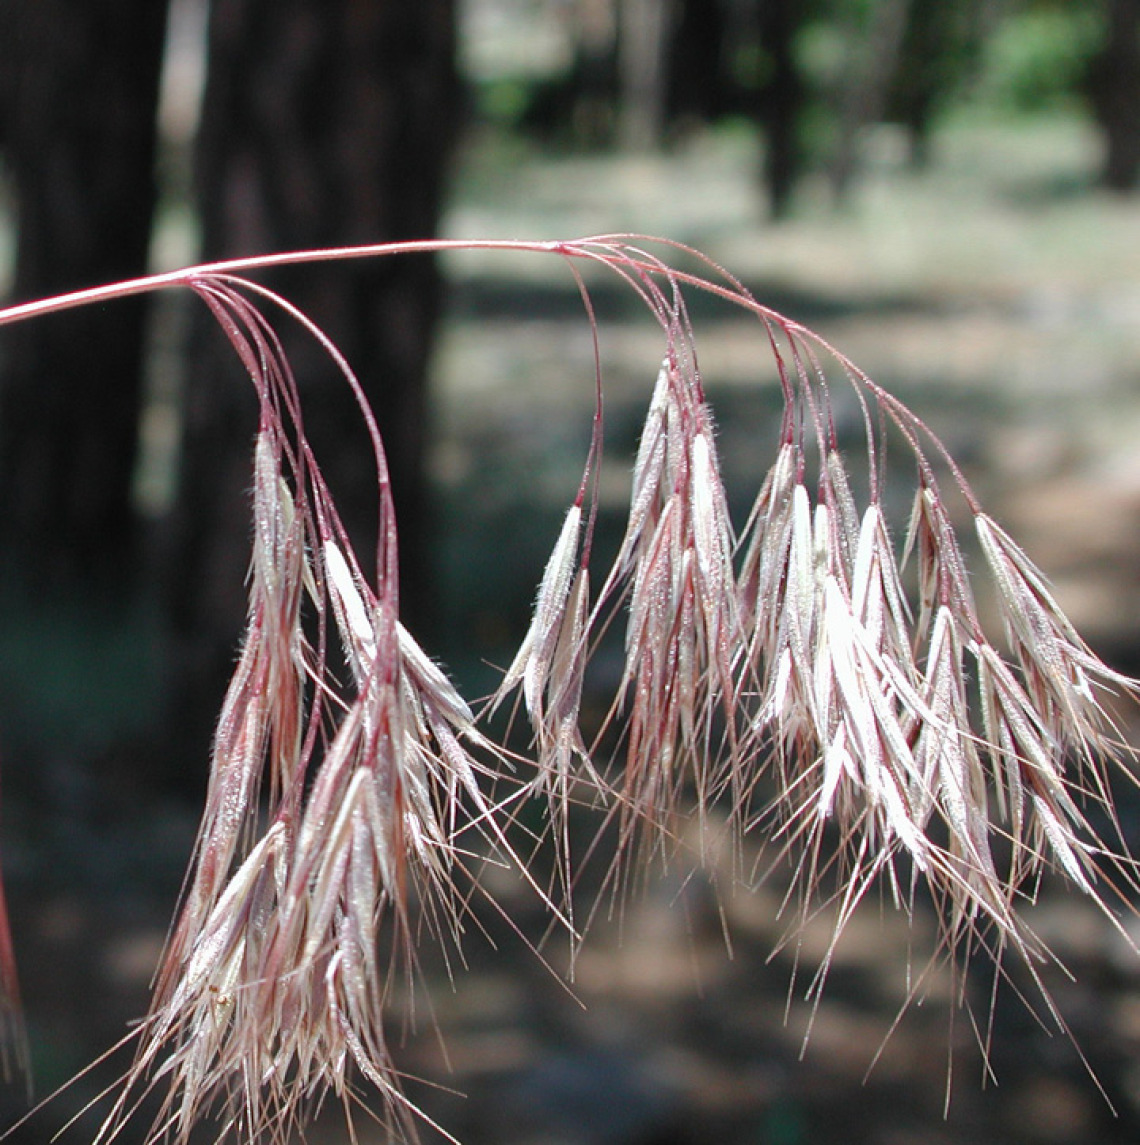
[0,0,168,593]
[167,0,458,763]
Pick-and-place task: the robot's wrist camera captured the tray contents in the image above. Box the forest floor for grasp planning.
[5,112,1140,1145]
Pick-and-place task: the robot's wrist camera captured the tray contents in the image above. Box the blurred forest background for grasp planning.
[3,0,1140,1142]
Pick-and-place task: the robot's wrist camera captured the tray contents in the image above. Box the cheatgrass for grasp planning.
[0,235,1137,1142]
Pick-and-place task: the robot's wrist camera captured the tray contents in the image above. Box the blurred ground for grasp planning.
[6,112,1140,1144]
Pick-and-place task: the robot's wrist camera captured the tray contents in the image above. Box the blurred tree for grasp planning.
[667,0,730,125]
[536,0,809,216]
[517,0,618,147]
[977,1,1098,114]
[627,0,810,215]
[886,0,990,168]
[522,0,673,150]
[0,0,169,594]
[618,0,672,150]
[753,0,808,218]
[968,0,1138,190]
[1088,0,1140,189]
[166,0,459,775]
[0,0,458,800]
[828,0,911,200]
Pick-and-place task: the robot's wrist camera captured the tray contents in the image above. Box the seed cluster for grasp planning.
[50,240,1138,1144]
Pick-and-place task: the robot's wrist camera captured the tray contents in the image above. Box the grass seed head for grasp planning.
[4,238,1137,1141]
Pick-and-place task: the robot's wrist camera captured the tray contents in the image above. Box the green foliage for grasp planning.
[975,5,1103,113]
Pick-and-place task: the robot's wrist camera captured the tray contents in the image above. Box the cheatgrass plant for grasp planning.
[0,235,1137,1141]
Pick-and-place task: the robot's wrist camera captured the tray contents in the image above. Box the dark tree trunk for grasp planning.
[167,0,458,768]
[1089,0,1140,191]
[667,0,730,126]
[0,0,169,593]
[756,0,805,219]
[890,0,951,169]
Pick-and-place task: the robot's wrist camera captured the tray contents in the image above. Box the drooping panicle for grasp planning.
[21,236,1132,1145]
[103,276,516,1145]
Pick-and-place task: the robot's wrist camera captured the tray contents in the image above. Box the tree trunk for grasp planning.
[167,0,458,767]
[618,0,672,150]
[887,0,989,170]
[668,0,730,125]
[828,0,912,202]
[0,0,168,593]
[1089,0,1140,191]
[756,0,805,218]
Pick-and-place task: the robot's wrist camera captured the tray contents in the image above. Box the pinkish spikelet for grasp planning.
[976,512,1134,758]
[493,503,596,798]
[600,356,739,849]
